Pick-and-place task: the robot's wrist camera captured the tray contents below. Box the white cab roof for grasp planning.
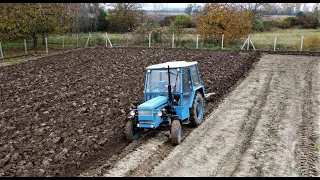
[146,61,198,70]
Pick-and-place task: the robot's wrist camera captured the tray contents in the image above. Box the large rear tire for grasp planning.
[171,120,181,145]
[189,92,204,127]
[125,120,140,142]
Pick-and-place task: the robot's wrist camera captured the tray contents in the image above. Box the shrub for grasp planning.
[252,19,264,32]
[159,16,172,27]
[283,17,297,27]
[150,29,163,43]
[262,20,278,31]
[185,17,197,28]
[277,20,291,29]
[301,15,319,29]
[304,35,320,50]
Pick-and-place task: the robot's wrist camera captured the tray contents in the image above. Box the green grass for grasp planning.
[251,28,320,51]
[1,28,320,66]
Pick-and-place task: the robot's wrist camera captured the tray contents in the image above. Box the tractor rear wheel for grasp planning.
[189,92,204,127]
[125,120,140,142]
[171,120,181,145]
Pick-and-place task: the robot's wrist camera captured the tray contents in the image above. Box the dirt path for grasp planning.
[149,54,320,177]
[81,54,320,177]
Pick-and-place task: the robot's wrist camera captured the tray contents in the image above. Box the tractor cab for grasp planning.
[125,61,206,145]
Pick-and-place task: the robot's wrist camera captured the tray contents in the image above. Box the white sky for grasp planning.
[104,3,317,11]
[142,3,204,10]
[141,3,316,11]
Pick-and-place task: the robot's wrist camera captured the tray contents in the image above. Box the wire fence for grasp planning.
[1,30,320,63]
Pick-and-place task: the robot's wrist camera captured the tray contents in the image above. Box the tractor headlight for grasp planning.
[130,110,135,116]
[157,111,162,117]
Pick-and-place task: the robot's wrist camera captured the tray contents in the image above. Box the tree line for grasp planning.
[0,3,319,48]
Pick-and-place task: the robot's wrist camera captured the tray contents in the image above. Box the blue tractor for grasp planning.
[125,61,207,145]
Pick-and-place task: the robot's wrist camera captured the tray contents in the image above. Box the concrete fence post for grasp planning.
[106,32,112,47]
[300,36,304,52]
[24,39,28,55]
[172,34,175,48]
[0,42,4,62]
[45,37,48,54]
[149,32,151,48]
[106,33,108,47]
[62,36,65,50]
[85,32,90,47]
[221,34,224,50]
[274,35,277,51]
[76,34,79,48]
[126,33,129,47]
[247,34,250,50]
[196,34,199,49]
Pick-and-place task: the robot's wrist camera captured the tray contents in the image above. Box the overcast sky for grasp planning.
[104,3,317,11]
[142,3,204,10]
[141,3,316,11]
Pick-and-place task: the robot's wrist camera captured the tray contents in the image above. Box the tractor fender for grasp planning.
[188,86,205,108]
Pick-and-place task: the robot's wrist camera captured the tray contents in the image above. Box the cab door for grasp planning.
[182,68,192,105]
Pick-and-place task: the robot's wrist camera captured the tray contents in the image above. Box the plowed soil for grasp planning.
[149,54,320,177]
[97,53,320,177]
[0,47,260,177]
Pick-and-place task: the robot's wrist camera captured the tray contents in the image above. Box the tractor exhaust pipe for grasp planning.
[167,65,173,106]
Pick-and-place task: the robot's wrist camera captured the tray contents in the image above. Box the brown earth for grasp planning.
[149,54,320,177]
[97,53,320,177]
[0,47,261,176]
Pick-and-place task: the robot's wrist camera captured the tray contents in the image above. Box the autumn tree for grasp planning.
[197,3,252,45]
[106,3,144,32]
[0,3,74,48]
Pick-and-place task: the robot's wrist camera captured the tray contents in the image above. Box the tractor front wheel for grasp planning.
[189,92,204,127]
[125,120,140,142]
[171,120,182,145]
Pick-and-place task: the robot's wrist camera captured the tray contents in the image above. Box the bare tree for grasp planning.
[229,3,268,18]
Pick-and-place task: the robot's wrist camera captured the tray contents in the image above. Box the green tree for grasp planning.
[106,3,144,32]
[296,11,304,18]
[314,7,319,24]
[95,8,108,32]
[0,3,74,48]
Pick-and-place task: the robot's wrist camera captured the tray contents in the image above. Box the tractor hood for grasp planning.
[138,96,168,110]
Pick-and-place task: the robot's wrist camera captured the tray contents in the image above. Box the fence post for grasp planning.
[0,42,4,62]
[300,36,304,52]
[76,34,79,48]
[249,35,256,50]
[126,33,129,47]
[274,35,277,51]
[85,32,90,47]
[106,33,108,47]
[45,37,48,54]
[196,34,199,49]
[24,39,28,56]
[62,36,65,50]
[106,32,112,47]
[172,34,175,48]
[149,32,151,48]
[221,34,224,50]
[247,34,250,50]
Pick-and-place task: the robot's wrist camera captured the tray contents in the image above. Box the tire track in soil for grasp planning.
[147,54,320,177]
[122,59,263,177]
[298,60,318,177]
[81,58,262,177]
[212,72,273,176]
[230,59,299,177]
